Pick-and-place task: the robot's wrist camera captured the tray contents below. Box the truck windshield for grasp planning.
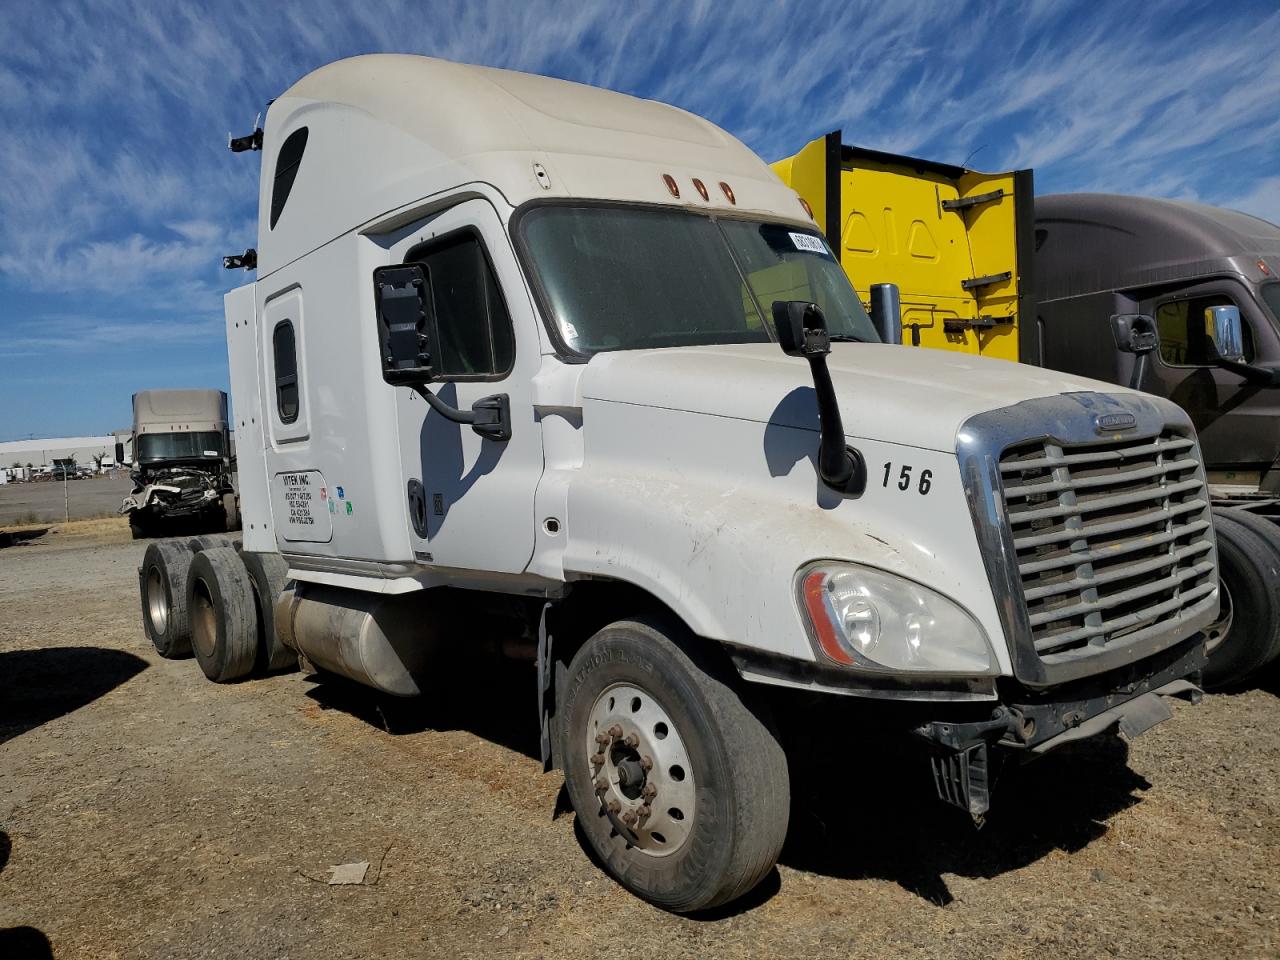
[136,431,225,462]
[519,205,877,354]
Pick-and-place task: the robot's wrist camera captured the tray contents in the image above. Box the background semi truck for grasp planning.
[139,55,1216,913]
[120,389,240,538]
[775,132,1280,687]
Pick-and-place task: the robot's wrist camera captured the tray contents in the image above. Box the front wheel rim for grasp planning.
[585,682,696,858]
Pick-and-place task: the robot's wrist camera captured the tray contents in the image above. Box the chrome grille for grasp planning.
[999,429,1217,665]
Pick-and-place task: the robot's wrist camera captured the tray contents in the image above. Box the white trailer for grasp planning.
[139,55,1218,912]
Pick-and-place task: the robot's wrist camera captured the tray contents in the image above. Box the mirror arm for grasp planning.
[1213,357,1280,387]
[806,355,858,490]
[1128,351,1149,391]
[411,384,512,441]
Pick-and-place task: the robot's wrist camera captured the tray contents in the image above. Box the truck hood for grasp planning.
[579,342,1122,453]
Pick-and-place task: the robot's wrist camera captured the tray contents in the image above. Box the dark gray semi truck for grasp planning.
[1034,194,1280,685]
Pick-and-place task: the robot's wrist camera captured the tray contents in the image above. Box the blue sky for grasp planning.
[3,0,1279,439]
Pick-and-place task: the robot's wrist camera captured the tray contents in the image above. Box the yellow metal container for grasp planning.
[773,132,1036,363]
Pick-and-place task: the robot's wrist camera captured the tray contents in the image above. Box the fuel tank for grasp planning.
[274,584,438,696]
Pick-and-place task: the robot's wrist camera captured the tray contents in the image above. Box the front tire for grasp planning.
[1204,509,1280,687]
[221,493,240,532]
[559,618,789,913]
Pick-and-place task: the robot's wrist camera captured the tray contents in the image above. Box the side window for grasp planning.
[1155,293,1255,365]
[273,321,300,423]
[410,232,515,378]
[270,127,309,230]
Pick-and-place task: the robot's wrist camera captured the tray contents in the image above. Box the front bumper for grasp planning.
[916,635,1205,818]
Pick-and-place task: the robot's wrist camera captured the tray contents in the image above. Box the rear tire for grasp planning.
[558,617,789,913]
[1204,509,1280,687]
[139,540,193,658]
[129,514,149,540]
[222,493,240,532]
[241,551,297,672]
[187,534,236,554]
[186,546,257,683]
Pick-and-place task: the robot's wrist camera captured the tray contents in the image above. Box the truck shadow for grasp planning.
[781,733,1145,905]
[416,383,504,540]
[0,648,148,747]
[0,528,50,548]
[302,657,1148,909]
[0,831,56,959]
[302,654,541,760]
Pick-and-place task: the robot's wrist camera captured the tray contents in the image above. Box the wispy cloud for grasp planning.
[1,0,1278,435]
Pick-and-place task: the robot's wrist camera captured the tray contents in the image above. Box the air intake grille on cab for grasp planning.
[999,430,1217,664]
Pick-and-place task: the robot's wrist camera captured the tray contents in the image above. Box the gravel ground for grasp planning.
[0,520,1277,959]
[0,476,133,525]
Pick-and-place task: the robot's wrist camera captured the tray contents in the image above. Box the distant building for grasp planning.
[0,434,132,474]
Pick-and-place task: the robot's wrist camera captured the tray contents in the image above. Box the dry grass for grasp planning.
[0,515,129,537]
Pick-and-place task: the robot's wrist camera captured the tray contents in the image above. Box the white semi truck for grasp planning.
[139,55,1219,912]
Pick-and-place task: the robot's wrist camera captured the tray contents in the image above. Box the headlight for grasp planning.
[797,563,996,675]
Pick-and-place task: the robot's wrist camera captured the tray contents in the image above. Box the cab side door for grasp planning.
[386,199,545,575]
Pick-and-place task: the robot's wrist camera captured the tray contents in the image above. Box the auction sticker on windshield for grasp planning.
[789,232,827,255]
[271,470,334,542]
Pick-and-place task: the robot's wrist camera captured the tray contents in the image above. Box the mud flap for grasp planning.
[930,741,991,819]
[537,602,553,772]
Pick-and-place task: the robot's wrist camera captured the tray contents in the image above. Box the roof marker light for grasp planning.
[719,181,736,205]
[692,178,709,201]
[799,197,815,219]
[662,174,680,198]
[1259,258,1272,277]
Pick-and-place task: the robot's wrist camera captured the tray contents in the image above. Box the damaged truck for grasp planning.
[121,389,239,539]
[138,55,1219,913]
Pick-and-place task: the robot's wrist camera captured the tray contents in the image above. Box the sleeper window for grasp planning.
[410,233,514,378]
[273,321,300,423]
[270,127,309,230]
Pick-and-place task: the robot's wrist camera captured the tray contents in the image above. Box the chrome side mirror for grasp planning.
[868,283,902,345]
[1206,305,1245,362]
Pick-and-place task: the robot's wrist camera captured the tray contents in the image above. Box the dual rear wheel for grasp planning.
[138,540,295,681]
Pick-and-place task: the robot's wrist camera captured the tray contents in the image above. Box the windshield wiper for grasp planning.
[827,335,864,343]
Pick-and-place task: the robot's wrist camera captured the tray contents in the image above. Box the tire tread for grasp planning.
[186,546,257,683]
[1206,509,1280,686]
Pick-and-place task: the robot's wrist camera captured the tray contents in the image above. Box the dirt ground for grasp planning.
[0,520,1277,959]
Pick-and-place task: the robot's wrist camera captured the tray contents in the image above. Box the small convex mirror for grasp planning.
[373,264,436,384]
[1110,314,1159,355]
[1205,305,1245,362]
[773,300,830,357]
